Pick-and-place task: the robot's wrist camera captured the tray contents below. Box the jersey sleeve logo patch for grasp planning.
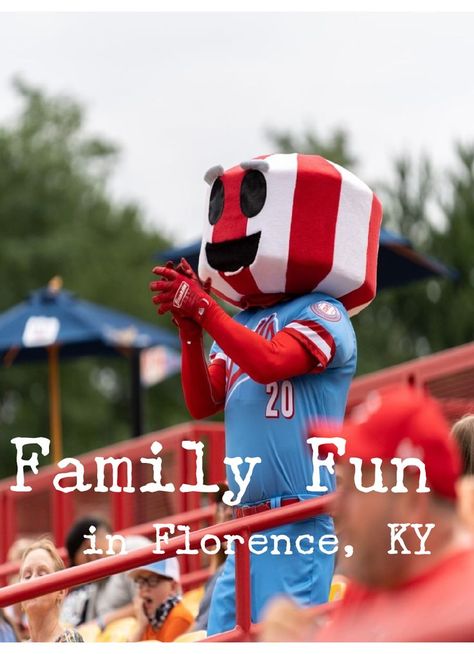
[311,300,341,322]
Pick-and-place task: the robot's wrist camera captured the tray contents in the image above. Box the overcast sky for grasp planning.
[1,12,473,244]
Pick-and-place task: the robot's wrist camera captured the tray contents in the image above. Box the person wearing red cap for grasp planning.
[261,385,474,642]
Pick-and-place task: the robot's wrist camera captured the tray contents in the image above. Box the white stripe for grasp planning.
[247,153,298,293]
[316,161,373,298]
[285,321,332,362]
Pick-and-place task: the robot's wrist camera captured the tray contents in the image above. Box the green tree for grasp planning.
[415,144,474,352]
[0,79,185,477]
[380,155,434,248]
[268,125,357,169]
[353,154,438,373]
[267,126,473,375]
[359,147,474,372]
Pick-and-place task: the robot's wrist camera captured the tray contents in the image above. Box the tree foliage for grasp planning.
[1,82,473,480]
[0,79,185,477]
[268,126,357,169]
[267,126,474,375]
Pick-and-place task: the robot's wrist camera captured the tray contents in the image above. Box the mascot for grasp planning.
[150,153,382,635]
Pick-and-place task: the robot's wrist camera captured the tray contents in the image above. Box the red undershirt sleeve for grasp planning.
[179,323,226,419]
[200,302,321,385]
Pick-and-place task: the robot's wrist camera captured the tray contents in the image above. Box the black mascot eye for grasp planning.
[208,178,225,225]
[240,170,267,218]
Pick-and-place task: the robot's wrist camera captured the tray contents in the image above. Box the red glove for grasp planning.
[150,260,225,418]
[150,264,214,323]
[175,257,200,281]
[150,261,321,406]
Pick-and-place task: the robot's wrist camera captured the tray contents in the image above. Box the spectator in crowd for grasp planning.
[19,539,83,642]
[128,557,193,641]
[0,609,19,642]
[61,516,150,633]
[191,482,232,632]
[4,537,34,639]
[261,386,474,642]
[452,414,474,532]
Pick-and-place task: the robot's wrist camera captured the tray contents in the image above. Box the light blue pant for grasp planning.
[207,513,335,636]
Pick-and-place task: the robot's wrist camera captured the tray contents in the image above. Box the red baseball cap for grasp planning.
[312,385,461,500]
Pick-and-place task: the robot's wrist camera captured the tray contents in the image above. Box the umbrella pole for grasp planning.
[130,349,143,438]
[48,345,63,462]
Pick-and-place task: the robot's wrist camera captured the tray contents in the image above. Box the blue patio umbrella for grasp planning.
[0,278,179,461]
[158,227,456,289]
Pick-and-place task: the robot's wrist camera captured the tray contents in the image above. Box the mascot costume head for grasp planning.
[198,153,382,314]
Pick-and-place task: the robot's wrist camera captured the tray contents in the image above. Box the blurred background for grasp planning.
[0,12,473,476]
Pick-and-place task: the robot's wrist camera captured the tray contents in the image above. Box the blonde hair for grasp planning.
[20,539,65,577]
[7,537,35,563]
[452,414,474,476]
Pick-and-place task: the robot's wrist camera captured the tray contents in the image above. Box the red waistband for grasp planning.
[233,497,300,519]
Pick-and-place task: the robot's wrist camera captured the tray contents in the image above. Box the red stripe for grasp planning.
[211,162,263,300]
[295,319,336,359]
[254,315,277,339]
[339,193,383,312]
[284,319,336,365]
[263,319,276,339]
[284,327,329,369]
[286,155,342,294]
[218,267,261,297]
[255,316,271,337]
[226,362,246,393]
[212,165,248,244]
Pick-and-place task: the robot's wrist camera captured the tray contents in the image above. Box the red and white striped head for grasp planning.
[198,154,382,314]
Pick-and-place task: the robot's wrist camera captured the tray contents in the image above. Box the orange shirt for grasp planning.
[141,602,194,642]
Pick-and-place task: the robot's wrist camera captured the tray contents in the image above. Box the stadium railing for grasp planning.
[1,341,472,567]
[0,494,336,642]
[347,341,474,421]
[0,504,215,589]
[0,421,225,566]
[1,491,471,642]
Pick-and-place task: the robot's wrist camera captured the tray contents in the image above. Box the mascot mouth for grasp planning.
[205,232,261,275]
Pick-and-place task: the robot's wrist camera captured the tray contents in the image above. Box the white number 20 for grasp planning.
[265,381,294,419]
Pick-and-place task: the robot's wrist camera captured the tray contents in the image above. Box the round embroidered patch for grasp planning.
[311,300,341,322]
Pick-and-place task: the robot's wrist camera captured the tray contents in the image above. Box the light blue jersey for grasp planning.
[207,292,357,635]
[210,292,357,505]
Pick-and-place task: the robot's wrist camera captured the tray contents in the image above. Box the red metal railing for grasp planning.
[1,487,473,641]
[2,342,472,567]
[1,341,473,640]
[0,504,215,589]
[0,495,336,642]
[0,421,225,567]
[2,492,471,643]
[348,341,474,419]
